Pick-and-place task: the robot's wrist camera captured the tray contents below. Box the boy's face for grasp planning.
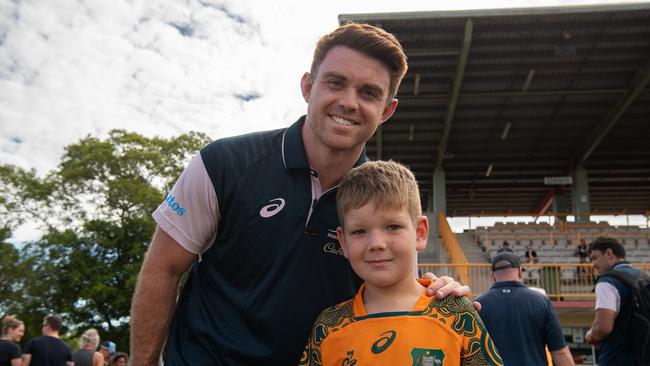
[337,200,428,290]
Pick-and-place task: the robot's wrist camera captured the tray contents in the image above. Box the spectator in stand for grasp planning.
[21,314,73,366]
[110,353,127,366]
[497,241,514,253]
[575,239,589,262]
[1,315,24,366]
[525,244,539,263]
[72,328,103,366]
[575,238,590,280]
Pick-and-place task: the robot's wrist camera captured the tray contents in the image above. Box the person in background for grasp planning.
[72,328,103,366]
[525,244,539,263]
[497,241,514,253]
[575,239,589,263]
[109,353,127,366]
[21,314,73,366]
[98,342,115,366]
[0,315,24,366]
[585,237,640,365]
[476,252,574,366]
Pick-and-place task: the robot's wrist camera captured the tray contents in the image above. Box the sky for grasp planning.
[1,0,648,241]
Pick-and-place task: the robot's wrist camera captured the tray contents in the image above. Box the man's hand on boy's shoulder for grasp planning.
[422,272,481,312]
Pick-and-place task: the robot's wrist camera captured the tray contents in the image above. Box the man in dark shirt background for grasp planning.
[21,314,72,366]
[476,252,574,366]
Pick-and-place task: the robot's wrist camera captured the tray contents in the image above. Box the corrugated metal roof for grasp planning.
[340,3,650,216]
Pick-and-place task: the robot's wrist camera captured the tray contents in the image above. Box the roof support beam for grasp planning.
[437,18,473,167]
[400,88,650,99]
[575,61,650,165]
[534,188,556,217]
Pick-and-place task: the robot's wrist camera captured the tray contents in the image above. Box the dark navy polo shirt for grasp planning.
[164,116,364,366]
[595,261,638,366]
[476,281,566,366]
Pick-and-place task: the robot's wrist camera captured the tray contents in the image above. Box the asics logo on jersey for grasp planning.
[165,194,186,216]
[260,198,286,218]
[371,330,397,354]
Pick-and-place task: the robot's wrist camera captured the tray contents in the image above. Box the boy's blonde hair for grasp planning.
[337,160,421,226]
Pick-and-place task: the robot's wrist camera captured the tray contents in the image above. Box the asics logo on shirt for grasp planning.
[371,330,397,354]
[260,198,286,218]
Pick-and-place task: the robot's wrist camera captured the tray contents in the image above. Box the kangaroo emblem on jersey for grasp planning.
[259,198,286,218]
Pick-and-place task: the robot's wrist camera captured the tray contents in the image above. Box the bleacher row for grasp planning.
[476,222,650,263]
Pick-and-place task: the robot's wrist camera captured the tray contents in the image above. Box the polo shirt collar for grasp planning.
[281,115,369,171]
[491,281,526,289]
[612,261,632,270]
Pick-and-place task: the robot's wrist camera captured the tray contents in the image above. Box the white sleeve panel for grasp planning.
[594,282,620,314]
[152,153,219,255]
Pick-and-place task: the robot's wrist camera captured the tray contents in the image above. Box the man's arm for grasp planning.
[130,226,196,365]
[550,346,575,366]
[20,354,31,366]
[585,308,616,345]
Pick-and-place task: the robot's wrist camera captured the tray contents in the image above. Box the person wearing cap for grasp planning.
[475,252,574,366]
[98,342,115,366]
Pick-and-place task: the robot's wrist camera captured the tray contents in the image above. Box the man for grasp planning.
[585,237,640,365]
[130,22,470,366]
[497,241,514,253]
[21,314,73,366]
[476,252,574,366]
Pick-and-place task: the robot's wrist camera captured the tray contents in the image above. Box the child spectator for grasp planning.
[300,161,502,366]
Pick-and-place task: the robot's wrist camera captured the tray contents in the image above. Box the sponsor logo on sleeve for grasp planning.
[165,194,186,216]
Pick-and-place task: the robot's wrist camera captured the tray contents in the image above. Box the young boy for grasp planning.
[300,161,503,366]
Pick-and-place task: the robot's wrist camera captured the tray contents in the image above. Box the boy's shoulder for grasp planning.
[422,296,482,337]
[312,298,357,338]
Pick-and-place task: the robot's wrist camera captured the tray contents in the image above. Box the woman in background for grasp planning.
[72,328,104,366]
[0,315,24,366]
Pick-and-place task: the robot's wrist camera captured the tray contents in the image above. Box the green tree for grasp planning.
[0,130,211,351]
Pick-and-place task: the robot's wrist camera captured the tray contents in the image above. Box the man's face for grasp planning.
[590,249,613,274]
[300,46,397,154]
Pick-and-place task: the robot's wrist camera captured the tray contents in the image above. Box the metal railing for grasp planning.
[418,262,650,300]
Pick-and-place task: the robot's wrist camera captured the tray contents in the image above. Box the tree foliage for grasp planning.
[0,130,211,352]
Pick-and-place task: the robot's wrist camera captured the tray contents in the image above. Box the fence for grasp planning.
[418,262,650,300]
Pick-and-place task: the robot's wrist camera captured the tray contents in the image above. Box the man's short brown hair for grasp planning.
[310,22,408,101]
[589,237,626,258]
[337,160,421,227]
[44,314,63,332]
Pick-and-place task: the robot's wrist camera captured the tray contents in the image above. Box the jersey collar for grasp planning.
[281,115,369,171]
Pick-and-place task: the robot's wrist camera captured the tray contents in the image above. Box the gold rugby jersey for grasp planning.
[300,280,503,366]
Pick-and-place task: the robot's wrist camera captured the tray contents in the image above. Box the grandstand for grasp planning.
[341,3,650,364]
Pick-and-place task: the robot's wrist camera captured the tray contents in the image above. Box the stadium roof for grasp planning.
[340,3,650,217]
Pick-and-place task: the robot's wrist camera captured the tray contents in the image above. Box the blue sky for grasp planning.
[1,0,648,241]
